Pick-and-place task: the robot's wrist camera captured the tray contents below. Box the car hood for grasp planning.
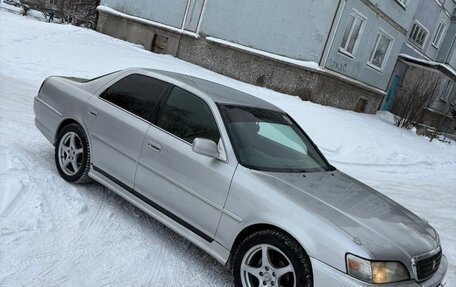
[257,170,438,260]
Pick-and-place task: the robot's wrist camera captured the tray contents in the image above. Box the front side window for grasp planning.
[157,87,220,144]
[100,74,169,121]
[432,21,446,48]
[340,11,366,56]
[409,21,428,48]
[219,105,331,173]
[368,31,393,70]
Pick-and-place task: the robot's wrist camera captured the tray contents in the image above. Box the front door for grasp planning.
[382,74,401,111]
[135,86,236,241]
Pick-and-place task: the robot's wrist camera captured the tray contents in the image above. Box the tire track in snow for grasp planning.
[76,191,106,243]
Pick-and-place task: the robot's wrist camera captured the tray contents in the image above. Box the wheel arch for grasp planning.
[227,223,311,270]
[54,118,93,184]
[55,118,85,144]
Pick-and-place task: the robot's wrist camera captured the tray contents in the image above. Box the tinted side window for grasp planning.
[100,74,169,121]
[157,87,220,143]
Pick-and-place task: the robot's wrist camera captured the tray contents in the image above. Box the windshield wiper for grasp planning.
[326,165,337,172]
[286,168,310,173]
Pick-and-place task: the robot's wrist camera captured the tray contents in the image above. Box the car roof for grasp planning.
[141,68,283,112]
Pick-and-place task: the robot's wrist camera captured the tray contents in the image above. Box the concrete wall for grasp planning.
[436,19,456,66]
[368,0,419,30]
[97,10,384,114]
[99,0,188,28]
[409,0,454,61]
[449,43,456,68]
[403,0,455,61]
[99,0,339,62]
[443,0,456,15]
[177,36,383,113]
[413,0,442,60]
[324,0,417,90]
[199,0,339,62]
[97,12,182,54]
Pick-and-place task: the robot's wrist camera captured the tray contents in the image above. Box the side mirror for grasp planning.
[192,138,219,158]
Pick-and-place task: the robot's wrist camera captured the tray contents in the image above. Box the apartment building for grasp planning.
[95,0,453,118]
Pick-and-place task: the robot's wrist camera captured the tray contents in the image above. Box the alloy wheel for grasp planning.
[240,244,296,287]
[58,131,84,176]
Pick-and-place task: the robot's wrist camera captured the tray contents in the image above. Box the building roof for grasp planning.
[398,54,456,81]
[144,69,283,111]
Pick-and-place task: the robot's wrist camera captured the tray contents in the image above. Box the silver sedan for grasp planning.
[33,68,447,287]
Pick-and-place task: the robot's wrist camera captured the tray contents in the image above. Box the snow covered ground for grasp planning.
[0,9,455,286]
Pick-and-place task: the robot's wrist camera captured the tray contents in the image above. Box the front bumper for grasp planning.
[311,254,448,287]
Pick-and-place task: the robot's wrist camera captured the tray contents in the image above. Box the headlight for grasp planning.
[346,254,410,283]
[435,230,441,247]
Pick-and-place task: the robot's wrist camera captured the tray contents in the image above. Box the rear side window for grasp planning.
[100,74,169,121]
[157,87,220,143]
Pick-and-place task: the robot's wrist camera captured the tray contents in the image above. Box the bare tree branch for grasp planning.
[392,69,440,130]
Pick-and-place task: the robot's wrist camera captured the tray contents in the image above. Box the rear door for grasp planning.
[85,73,170,188]
[135,86,236,241]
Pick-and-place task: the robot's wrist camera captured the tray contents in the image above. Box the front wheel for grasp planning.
[55,123,91,183]
[233,230,313,287]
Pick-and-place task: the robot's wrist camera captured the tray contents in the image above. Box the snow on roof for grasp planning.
[398,53,456,80]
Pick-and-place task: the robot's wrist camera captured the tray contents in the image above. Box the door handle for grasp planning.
[88,110,98,118]
[147,142,162,152]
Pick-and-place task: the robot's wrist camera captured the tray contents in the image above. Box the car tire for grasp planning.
[55,123,92,184]
[233,230,313,287]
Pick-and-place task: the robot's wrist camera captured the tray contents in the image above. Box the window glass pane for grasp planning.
[347,17,362,53]
[258,123,308,154]
[411,25,418,40]
[220,105,330,172]
[370,34,381,67]
[341,15,355,50]
[433,22,445,46]
[409,23,428,47]
[371,34,391,68]
[100,74,168,121]
[417,30,425,45]
[157,87,220,143]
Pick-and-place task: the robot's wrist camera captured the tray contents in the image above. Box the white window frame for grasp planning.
[395,0,408,9]
[338,9,367,58]
[435,0,445,6]
[367,29,394,72]
[181,0,207,33]
[409,20,429,49]
[432,20,447,48]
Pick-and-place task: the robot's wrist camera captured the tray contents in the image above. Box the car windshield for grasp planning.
[219,105,331,173]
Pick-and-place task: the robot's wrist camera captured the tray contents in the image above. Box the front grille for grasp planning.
[414,248,442,281]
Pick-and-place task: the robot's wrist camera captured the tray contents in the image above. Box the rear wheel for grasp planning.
[233,230,313,287]
[55,123,91,183]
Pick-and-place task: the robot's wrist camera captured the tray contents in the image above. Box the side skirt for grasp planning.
[88,166,231,265]
[93,165,213,242]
